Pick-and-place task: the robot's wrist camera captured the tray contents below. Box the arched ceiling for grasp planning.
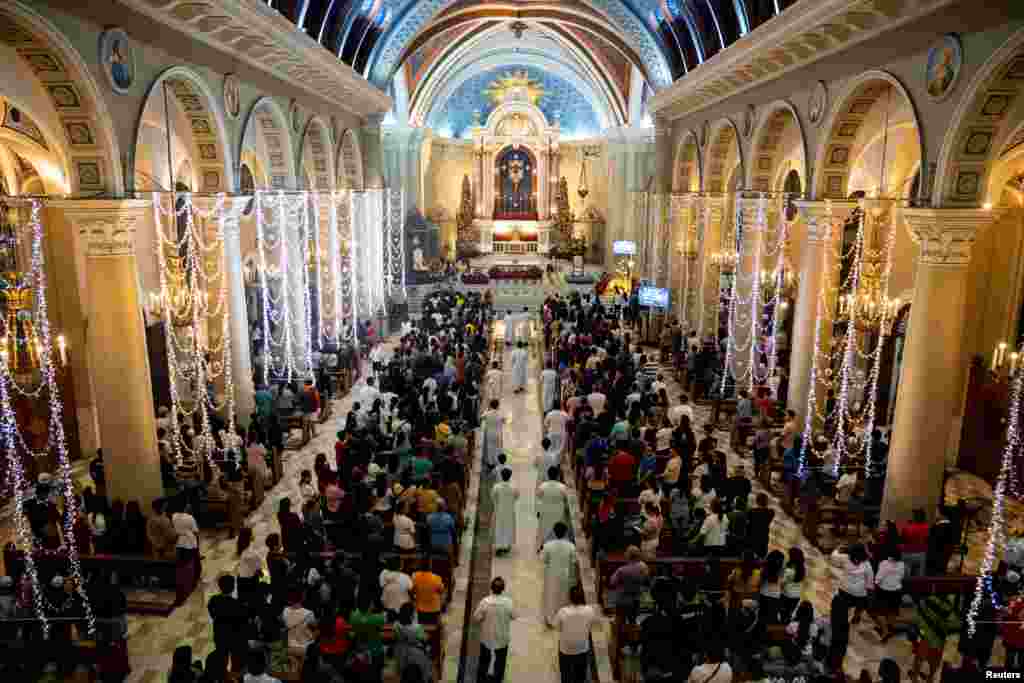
[413,23,624,135]
[268,0,800,89]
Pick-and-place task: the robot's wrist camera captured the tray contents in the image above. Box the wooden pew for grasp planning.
[2,549,190,615]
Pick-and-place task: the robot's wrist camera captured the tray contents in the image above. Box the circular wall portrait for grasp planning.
[223,74,240,119]
[99,28,135,94]
[925,34,963,101]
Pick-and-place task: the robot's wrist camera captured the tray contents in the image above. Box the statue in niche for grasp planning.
[412,236,428,271]
[405,209,444,284]
[495,147,536,218]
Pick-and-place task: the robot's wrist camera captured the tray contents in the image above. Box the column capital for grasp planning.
[48,199,150,258]
[903,207,1006,267]
[794,200,856,243]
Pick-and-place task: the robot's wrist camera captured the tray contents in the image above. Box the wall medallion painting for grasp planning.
[223,74,240,120]
[808,81,828,126]
[99,28,134,94]
[926,34,963,101]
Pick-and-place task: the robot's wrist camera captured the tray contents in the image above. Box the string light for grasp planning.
[720,195,743,397]
[798,201,834,476]
[968,339,1024,635]
[747,193,766,393]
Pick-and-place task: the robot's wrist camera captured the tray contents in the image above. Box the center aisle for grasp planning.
[489,321,563,682]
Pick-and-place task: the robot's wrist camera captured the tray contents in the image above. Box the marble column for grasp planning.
[698,198,725,338]
[197,197,255,426]
[787,202,832,416]
[54,199,162,510]
[360,113,386,189]
[883,209,998,522]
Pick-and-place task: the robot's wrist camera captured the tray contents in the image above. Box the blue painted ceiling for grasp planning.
[268,0,800,86]
[426,65,602,139]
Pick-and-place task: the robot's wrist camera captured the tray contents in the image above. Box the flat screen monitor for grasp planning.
[612,240,636,255]
[638,286,669,309]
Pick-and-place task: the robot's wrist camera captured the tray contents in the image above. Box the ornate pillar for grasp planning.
[195,196,255,426]
[698,198,724,338]
[883,209,1000,521]
[54,199,162,510]
[360,113,386,189]
[787,202,833,416]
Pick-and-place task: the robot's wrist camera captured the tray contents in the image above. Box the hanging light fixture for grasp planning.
[577,149,589,200]
[836,84,900,335]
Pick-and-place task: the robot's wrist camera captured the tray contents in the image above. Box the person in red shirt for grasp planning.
[1002,587,1024,669]
[608,448,637,492]
[334,430,348,473]
[897,508,930,577]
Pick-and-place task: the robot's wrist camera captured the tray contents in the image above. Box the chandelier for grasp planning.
[837,205,900,335]
[711,249,738,273]
[578,151,589,200]
[0,198,41,374]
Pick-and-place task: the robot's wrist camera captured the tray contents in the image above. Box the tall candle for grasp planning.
[1011,352,1019,376]
[57,334,67,366]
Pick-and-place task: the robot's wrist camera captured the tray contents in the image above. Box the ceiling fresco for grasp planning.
[426,64,602,139]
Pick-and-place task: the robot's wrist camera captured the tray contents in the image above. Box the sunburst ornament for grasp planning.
[485,70,545,106]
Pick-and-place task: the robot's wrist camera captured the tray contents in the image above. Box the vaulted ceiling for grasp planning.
[268,0,800,88]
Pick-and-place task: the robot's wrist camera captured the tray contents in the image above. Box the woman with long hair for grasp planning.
[699,497,729,556]
[781,546,806,619]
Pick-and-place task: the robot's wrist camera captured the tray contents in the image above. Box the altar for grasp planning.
[465,72,564,257]
[476,219,552,255]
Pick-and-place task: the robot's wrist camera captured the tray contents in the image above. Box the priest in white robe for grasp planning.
[536,466,570,548]
[510,342,529,394]
[540,363,558,413]
[543,406,571,457]
[492,468,520,554]
[484,361,504,406]
[504,311,515,345]
[481,399,504,472]
[541,522,577,626]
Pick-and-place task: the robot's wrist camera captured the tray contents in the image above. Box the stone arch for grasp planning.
[239,96,296,191]
[812,70,923,200]
[337,129,364,190]
[747,100,807,196]
[132,66,232,193]
[0,1,123,193]
[299,116,334,191]
[703,118,744,195]
[934,28,1024,207]
[673,129,702,193]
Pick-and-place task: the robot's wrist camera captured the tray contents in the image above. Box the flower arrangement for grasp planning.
[488,265,543,280]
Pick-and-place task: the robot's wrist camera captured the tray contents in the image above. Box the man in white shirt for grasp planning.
[543,407,571,456]
[687,648,733,683]
[379,557,413,613]
[282,593,317,655]
[473,577,518,682]
[554,585,598,683]
[667,394,694,427]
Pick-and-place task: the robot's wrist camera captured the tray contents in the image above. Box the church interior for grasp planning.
[2,0,1024,681]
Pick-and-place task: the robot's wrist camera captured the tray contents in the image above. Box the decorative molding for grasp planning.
[650,0,959,121]
[903,208,1006,266]
[78,217,138,257]
[114,0,391,118]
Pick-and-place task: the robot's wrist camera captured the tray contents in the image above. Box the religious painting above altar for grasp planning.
[495,147,537,219]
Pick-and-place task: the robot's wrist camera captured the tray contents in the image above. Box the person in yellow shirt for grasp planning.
[662,447,682,487]
[412,558,446,624]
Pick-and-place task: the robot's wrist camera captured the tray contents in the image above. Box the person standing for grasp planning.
[536,467,570,548]
[510,342,529,394]
[485,362,504,406]
[473,577,518,683]
[541,522,577,626]
[492,468,520,555]
[481,400,505,472]
[540,362,558,413]
[554,586,598,683]
[543,406,570,458]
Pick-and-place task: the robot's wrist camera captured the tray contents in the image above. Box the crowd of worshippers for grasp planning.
[532,291,986,681]
[168,291,496,681]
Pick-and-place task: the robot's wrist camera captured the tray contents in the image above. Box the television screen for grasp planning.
[612,240,636,255]
[638,286,670,309]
